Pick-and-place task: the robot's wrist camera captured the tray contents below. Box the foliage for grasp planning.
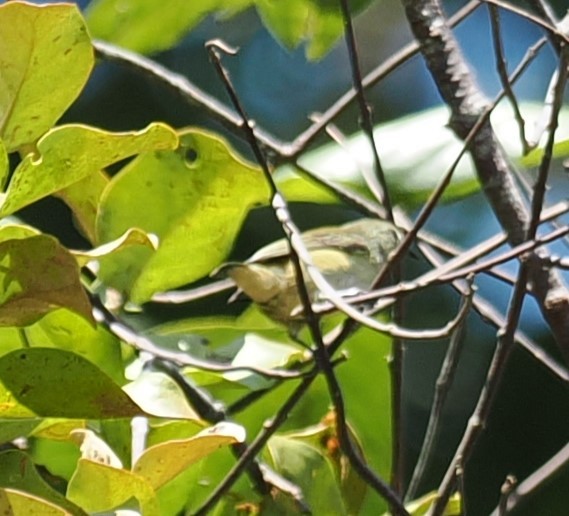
[0,1,568,515]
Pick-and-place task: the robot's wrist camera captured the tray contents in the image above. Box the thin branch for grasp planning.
[488,5,529,154]
[406,279,475,500]
[205,39,408,513]
[490,442,569,515]
[429,35,569,516]
[339,0,393,216]
[90,292,303,380]
[149,358,308,505]
[480,0,569,44]
[92,39,287,156]
[195,376,316,515]
[402,0,569,365]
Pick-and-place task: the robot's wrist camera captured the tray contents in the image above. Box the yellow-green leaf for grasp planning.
[72,228,158,268]
[133,422,246,489]
[68,459,158,514]
[0,449,82,513]
[56,170,110,244]
[0,488,69,515]
[0,2,93,151]
[0,348,142,418]
[0,139,7,189]
[97,128,270,303]
[0,234,93,326]
[0,123,178,217]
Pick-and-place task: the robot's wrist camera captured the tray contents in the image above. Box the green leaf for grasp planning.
[72,228,158,268]
[32,419,86,441]
[278,103,569,207]
[276,106,481,207]
[133,422,245,490]
[123,370,201,419]
[97,128,270,303]
[0,489,71,515]
[266,434,346,513]
[86,0,372,58]
[283,417,367,515]
[255,0,367,60]
[0,348,142,418]
[23,309,125,385]
[0,449,82,514]
[56,170,110,244]
[337,325,392,514]
[0,234,93,326]
[381,491,462,516]
[67,459,158,514]
[0,139,7,190]
[521,138,569,167]
[86,0,224,54]
[0,2,93,151]
[0,419,41,444]
[0,123,178,217]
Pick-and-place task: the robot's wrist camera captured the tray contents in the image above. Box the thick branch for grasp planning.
[401,0,569,362]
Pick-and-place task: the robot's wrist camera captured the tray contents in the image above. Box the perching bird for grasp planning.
[213,218,402,331]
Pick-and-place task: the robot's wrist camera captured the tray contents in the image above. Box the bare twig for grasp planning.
[406,279,475,499]
[490,442,569,515]
[90,292,303,380]
[429,32,569,516]
[195,375,315,515]
[205,39,409,514]
[488,5,529,154]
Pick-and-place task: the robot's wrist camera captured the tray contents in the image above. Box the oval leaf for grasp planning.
[133,422,246,489]
[0,234,92,326]
[0,348,142,418]
[0,2,93,151]
[68,459,158,514]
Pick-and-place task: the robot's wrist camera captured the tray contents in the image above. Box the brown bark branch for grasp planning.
[401,0,569,364]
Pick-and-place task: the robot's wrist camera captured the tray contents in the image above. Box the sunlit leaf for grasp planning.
[67,459,158,514]
[133,422,246,489]
[0,449,82,513]
[255,0,373,60]
[277,103,569,207]
[0,489,70,515]
[73,228,158,268]
[0,348,142,418]
[97,128,269,303]
[86,0,371,58]
[381,491,462,516]
[0,139,7,189]
[0,2,93,151]
[23,309,125,385]
[70,429,124,468]
[32,419,86,441]
[0,234,93,326]
[123,370,200,420]
[266,434,346,513]
[0,123,178,217]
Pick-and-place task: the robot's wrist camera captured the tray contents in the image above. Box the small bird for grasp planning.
[213,218,402,331]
